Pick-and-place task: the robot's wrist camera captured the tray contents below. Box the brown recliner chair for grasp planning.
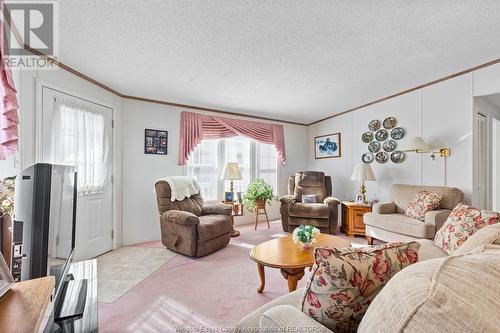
[155,180,232,257]
[280,171,339,234]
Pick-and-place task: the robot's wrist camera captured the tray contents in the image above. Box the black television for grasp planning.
[13,163,87,323]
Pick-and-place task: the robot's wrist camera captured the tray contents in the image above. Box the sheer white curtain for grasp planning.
[52,98,109,195]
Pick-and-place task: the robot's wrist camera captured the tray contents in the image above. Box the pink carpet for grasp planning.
[98,221,377,332]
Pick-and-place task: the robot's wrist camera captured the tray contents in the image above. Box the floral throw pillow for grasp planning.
[300,242,421,333]
[434,203,500,254]
[404,191,444,221]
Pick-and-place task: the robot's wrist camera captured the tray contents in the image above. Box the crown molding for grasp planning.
[3,4,500,127]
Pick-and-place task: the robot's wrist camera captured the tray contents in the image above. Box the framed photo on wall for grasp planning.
[314,133,341,159]
[144,129,168,155]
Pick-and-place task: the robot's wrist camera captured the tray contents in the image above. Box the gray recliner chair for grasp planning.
[280,171,340,234]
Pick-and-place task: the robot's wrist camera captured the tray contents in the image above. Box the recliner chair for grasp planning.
[155,180,232,257]
[280,171,339,234]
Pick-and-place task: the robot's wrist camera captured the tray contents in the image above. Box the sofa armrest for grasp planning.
[260,305,332,333]
[424,209,451,230]
[162,210,199,225]
[280,195,296,205]
[372,202,396,214]
[202,203,232,216]
[324,196,340,207]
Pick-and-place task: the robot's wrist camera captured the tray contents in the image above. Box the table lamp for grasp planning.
[221,162,243,201]
[351,163,376,204]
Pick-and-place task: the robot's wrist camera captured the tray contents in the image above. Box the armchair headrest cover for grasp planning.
[155,180,203,216]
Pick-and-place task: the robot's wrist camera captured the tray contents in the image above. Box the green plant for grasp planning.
[242,178,277,212]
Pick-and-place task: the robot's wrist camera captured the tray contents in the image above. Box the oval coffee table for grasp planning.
[249,234,351,293]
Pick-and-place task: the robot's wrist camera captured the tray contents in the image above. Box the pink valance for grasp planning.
[179,111,286,166]
[0,20,19,159]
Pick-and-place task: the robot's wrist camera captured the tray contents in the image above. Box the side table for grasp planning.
[341,201,372,238]
[223,201,244,237]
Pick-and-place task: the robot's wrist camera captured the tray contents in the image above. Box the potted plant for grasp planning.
[242,178,277,212]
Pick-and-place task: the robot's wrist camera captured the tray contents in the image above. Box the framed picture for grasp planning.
[314,133,341,159]
[144,129,168,155]
[236,192,242,203]
[0,254,14,298]
[355,195,363,204]
[225,191,234,203]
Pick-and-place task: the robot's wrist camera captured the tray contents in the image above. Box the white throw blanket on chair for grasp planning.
[155,176,201,202]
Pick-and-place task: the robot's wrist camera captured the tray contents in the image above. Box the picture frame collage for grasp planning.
[144,129,168,155]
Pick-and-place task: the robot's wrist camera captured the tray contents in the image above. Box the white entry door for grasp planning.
[39,85,113,261]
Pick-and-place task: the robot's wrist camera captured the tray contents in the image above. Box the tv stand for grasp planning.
[51,259,97,333]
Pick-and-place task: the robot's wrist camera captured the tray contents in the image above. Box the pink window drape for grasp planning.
[0,20,19,159]
[179,111,286,166]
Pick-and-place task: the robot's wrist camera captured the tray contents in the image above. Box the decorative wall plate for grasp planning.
[391,151,405,163]
[390,127,405,140]
[362,152,374,163]
[375,129,388,141]
[368,141,381,153]
[383,117,397,129]
[383,140,397,152]
[362,132,374,143]
[375,151,388,164]
[368,120,381,131]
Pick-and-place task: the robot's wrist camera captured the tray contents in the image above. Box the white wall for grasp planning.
[307,62,500,206]
[308,74,475,203]
[121,99,308,245]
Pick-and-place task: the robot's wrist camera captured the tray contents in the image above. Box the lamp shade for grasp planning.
[351,163,376,181]
[221,162,242,180]
[402,137,431,151]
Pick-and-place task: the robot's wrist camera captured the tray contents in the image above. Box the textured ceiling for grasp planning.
[56,1,500,124]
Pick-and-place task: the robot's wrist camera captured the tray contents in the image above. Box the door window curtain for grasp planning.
[52,98,109,195]
[178,111,286,166]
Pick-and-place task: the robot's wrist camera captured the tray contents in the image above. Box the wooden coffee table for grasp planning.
[249,234,350,293]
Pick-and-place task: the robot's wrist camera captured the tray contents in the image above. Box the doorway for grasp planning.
[37,83,114,261]
[493,118,500,212]
[473,94,500,211]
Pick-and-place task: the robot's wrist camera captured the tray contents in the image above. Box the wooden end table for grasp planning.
[341,201,372,238]
[223,201,244,237]
[249,234,350,293]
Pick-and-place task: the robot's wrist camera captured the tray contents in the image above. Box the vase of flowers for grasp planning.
[292,225,320,250]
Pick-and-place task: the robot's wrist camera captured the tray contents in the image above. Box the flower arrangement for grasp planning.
[0,176,15,216]
[292,225,320,249]
[242,178,277,212]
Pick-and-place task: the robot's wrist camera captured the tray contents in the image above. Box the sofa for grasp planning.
[364,184,464,244]
[280,171,340,234]
[154,180,233,257]
[237,235,500,332]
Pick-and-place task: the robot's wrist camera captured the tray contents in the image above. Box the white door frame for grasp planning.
[35,79,118,251]
[473,96,500,210]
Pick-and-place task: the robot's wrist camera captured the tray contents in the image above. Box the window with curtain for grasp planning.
[52,98,109,195]
[186,139,219,201]
[257,143,278,194]
[186,137,278,201]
